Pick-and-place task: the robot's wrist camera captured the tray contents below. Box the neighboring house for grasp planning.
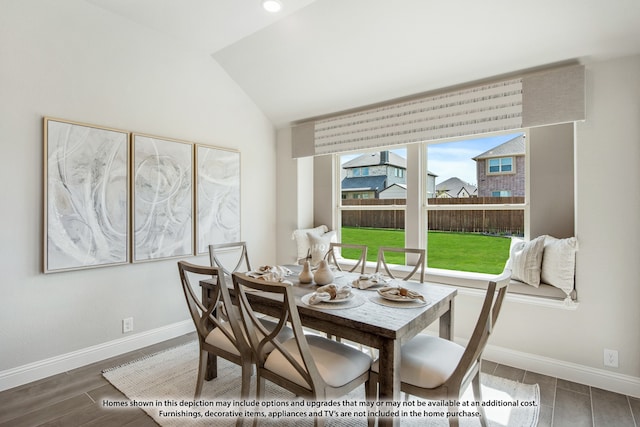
[341,151,406,199]
[473,135,525,197]
[435,177,478,198]
[379,183,407,199]
[341,150,437,199]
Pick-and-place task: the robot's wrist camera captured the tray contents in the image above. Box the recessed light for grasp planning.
[262,0,282,13]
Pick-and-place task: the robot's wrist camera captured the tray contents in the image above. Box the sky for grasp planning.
[340,132,523,187]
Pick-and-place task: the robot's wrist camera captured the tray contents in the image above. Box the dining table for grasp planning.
[200,265,457,427]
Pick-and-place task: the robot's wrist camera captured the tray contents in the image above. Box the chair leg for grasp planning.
[240,362,252,399]
[366,373,377,427]
[472,372,488,427]
[194,349,207,399]
[447,404,460,427]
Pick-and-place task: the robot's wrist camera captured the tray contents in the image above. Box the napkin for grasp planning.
[308,284,352,304]
[247,266,294,285]
[352,273,388,290]
[377,286,425,302]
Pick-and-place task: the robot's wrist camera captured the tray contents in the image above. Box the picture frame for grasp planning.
[132,134,194,262]
[195,144,241,254]
[43,117,130,273]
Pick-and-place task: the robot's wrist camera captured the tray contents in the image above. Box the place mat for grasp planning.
[103,340,540,427]
[369,295,429,309]
[301,293,366,309]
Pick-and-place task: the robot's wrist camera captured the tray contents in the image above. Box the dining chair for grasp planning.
[177,261,252,403]
[208,241,252,277]
[375,246,426,282]
[231,272,374,427]
[324,242,368,274]
[177,261,293,415]
[367,268,512,427]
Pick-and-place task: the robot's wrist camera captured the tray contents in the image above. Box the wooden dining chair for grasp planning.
[177,261,253,402]
[324,242,368,274]
[375,246,426,282]
[231,272,374,427]
[367,268,512,427]
[208,241,252,277]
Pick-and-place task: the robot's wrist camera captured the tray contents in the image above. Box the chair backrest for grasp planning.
[177,261,247,352]
[449,268,512,385]
[231,272,325,395]
[324,243,368,274]
[208,242,252,277]
[375,246,426,282]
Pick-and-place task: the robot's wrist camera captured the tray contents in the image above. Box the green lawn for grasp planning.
[340,227,511,274]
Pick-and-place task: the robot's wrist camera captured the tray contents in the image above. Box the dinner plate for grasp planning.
[377,289,424,302]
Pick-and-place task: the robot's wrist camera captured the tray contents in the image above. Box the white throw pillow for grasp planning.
[541,236,578,296]
[307,231,336,265]
[291,225,328,261]
[508,235,545,287]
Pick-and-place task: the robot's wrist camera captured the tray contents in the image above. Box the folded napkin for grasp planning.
[377,286,425,302]
[308,284,352,305]
[352,273,389,290]
[247,266,294,285]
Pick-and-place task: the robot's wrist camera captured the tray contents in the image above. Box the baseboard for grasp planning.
[482,342,640,398]
[0,319,194,392]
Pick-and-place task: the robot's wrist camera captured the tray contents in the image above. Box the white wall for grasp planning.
[282,54,640,396]
[0,0,277,383]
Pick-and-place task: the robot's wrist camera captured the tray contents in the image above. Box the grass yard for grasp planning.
[340,227,511,274]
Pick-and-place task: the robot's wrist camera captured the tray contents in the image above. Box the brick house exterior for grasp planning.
[473,135,525,197]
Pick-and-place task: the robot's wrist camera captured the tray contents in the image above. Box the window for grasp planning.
[488,157,514,174]
[425,133,526,274]
[337,149,407,263]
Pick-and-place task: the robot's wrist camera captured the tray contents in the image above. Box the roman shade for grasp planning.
[292,64,585,157]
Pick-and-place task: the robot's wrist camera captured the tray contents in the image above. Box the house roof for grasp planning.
[435,177,478,197]
[341,175,387,192]
[473,135,525,160]
[342,151,406,169]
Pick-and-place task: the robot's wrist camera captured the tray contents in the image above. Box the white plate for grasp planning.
[377,289,424,302]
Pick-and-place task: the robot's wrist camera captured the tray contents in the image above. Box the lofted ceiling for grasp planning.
[87,0,640,128]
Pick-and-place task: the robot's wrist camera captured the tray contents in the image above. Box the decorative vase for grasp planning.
[299,260,313,284]
[313,260,334,285]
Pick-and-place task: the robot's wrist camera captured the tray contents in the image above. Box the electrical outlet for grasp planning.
[604,348,618,368]
[122,317,134,334]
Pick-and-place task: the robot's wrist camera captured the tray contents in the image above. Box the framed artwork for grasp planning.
[195,145,241,254]
[44,117,130,273]
[132,134,194,261]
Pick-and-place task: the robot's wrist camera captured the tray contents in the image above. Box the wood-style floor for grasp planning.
[1,333,638,426]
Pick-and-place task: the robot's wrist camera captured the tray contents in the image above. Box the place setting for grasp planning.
[370,285,430,308]
[301,283,366,309]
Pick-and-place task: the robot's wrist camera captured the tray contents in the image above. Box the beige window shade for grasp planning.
[292,64,584,158]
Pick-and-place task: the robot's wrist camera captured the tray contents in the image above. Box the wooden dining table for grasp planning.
[200,265,457,427]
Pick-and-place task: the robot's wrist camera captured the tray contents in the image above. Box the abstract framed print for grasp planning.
[44,117,130,273]
[132,134,194,261]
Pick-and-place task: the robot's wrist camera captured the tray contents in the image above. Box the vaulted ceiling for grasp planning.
[87,0,640,127]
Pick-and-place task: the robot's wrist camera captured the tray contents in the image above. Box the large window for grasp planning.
[426,133,526,274]
[338,149,407,264]
[333,133,526,274]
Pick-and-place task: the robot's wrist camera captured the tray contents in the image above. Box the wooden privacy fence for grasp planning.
[342,197,524,235]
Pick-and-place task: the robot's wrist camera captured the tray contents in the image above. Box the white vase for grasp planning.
[313,260,334,285]
[299,261,313,284]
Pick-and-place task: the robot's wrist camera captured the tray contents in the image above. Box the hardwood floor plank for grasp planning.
[591,387,635,427]
[0,394,94,427]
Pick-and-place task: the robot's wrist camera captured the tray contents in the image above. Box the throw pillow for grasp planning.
[307,231,336,265]
[541,236,578,296]
[291,225,328,261]
[508,235,545,287]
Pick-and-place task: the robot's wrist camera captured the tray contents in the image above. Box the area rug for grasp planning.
[103,341,539,427]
